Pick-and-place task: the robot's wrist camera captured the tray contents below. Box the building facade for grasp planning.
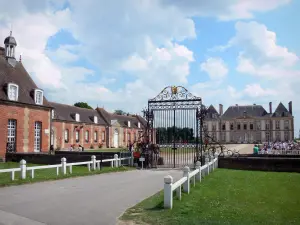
[204,102,294,144]
[0,32,146,159]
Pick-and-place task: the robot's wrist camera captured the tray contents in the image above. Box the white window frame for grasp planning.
[34,89,44,105]
[138,122,141,129]
[284,120,289,129]
[85,130,89,142]
[94,131,97,142]
[128,121,131,127]
[7,119,17,152]
[7,83,19,101]
[102,131,105,142]
[94,116,98,124]
[34,122,42,152]
[64,129,69,143]
[75,113,80,122]
[75,130,80,143]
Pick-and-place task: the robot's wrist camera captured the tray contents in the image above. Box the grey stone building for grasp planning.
[203,102,294,143]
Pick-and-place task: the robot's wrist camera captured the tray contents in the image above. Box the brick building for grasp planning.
[0,32,146,160]
[0,32,52,159]
[204,102,294,143]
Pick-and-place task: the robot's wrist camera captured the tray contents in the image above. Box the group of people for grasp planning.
[253,141,300,154]
[68,144,85,151]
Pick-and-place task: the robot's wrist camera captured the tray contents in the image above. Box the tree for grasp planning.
[74,102,93,109]
[114,109,127,115]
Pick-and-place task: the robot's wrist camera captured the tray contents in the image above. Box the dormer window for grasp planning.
[75,113,80,122]
[128,121,131,127]
[138,122,141,128]
[7,83,19,101]
[34,89,43,105]
[94,116,98,124]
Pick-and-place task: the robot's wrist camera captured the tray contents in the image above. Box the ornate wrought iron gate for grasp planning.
[145,86,203,168]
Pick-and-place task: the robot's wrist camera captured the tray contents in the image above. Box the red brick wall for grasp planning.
[52,121,106,150]
[0,104,50,158]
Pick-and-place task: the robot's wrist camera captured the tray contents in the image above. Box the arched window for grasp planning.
[64,129,69,143]
[85,130,89,143]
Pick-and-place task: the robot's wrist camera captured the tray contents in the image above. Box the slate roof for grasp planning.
[0,54,51,108]
[205,105,220,119]
[96,107,146,129]
[272,102,292,117]
[50,102,107,125]
[221,105,268,119]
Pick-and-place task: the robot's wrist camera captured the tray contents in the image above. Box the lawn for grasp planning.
[0,162,132,187]
[120,169,300,225]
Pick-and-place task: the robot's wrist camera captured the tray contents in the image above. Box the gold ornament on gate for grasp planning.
[171,86,178,95]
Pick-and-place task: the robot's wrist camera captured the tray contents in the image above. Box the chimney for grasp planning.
[288,101,292,115]
[269,102,272,114]
[219,104,223,116]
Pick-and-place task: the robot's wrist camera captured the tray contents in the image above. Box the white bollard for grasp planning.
[195,161,201,182]
[91,155,96,170]
[31,169,34,179]
[111,160,114,168]
[11,171,15,181]
[20,159,27,179]
[114,154,119,167]
[61,157,67,175]
[183,166,190,194]
[56,166,59,176]
[164,175,173,209]
[69,165,72,174]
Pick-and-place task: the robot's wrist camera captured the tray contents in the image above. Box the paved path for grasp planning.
[0,169,182,225]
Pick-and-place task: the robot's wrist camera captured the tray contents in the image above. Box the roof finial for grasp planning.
[19,54,22,62]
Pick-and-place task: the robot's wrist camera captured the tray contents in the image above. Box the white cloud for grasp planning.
[200,57,228,80]
[161,0,291,20]
[243,84,276,98]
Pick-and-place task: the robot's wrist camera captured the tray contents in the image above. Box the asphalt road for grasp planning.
[0,169,182,225]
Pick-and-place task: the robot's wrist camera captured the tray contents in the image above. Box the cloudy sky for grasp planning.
[0,0,299,134]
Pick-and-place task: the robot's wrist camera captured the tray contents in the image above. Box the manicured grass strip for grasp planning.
[0,162,132,187]
[121,169,300,225]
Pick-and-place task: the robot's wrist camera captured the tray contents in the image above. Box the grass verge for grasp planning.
[120,169,300,225]
[0,162,133,187]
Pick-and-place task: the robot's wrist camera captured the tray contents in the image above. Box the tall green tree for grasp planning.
[74,102,93,109]
[114,109,127,115]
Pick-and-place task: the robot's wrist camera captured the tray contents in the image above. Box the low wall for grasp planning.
[218,156,300,173]
[5,152,131,167]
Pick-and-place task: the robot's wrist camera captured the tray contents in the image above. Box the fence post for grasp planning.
[61,157,67,175]
[164,175,173,209]
[205,157,209,176]
[196,161,201,182]
[183,166,190,194]
[114,154,119,167]
[20,159,27,179]
[91,155,96,170]
[215,153,219,168]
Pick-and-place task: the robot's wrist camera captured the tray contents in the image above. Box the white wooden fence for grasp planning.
[164,154,218,209]
[0,154,133,181]
[259,150,300,155]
